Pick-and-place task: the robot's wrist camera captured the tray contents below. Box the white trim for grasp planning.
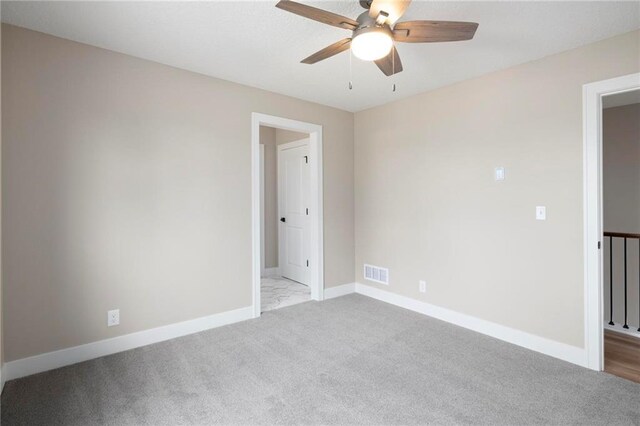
[2,280,605,383]
[583,73,640,371]
[3,306,253,382]
[251,113,324,319]
[355,283,588,367]
[324,283,356,300]
[278,139,309,150]
[1,364,4,393]
[604,323,640,340]
[262,267,281,277]
[260,144,266,276]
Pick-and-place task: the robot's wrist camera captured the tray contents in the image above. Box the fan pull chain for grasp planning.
[349,48,353,90]
[392,45,397,92]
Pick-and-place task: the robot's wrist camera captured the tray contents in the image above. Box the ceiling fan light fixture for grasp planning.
[276,0,479,76]
[351,27,393,61]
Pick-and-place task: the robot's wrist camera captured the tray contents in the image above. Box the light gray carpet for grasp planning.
[2,294,639,425]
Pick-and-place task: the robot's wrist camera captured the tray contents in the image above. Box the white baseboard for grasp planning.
[1,363,4,394]
[3,282,593,383]
[3,306,253,382]
[324,282,356,300]
[262,267,280,277]
[604,323,640,339]
[354,283,588,368]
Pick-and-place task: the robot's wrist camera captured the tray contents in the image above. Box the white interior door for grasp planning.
[278,139,310,285]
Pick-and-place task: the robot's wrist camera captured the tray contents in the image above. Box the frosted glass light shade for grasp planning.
[351,30,393,61]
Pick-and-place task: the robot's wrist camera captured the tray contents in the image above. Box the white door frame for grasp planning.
[583,72,640,371]
[251,113,324,318]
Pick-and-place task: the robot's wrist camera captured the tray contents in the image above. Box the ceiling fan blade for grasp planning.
[276,0,359,30]
[393,20,479,43]
[368,0,411,25]
[301,38,352,64]
[374,46,403,76]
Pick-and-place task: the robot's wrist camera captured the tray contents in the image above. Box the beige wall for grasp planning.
[603,103,640,329]
[275,129,308,145]
[603,103,640,235]
[1,24,355,362]
[260,127,310,270]
[354,30,640,348]
[2,21,637,365]
[259,126,277,269]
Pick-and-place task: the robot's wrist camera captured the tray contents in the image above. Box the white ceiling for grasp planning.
[603,89,640,108]
[2,1,639,112]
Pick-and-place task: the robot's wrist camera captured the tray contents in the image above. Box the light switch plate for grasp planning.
[495,167,505,181]
[536,206,546,220]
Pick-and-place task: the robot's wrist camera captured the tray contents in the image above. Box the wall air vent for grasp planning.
[364,264,389,285]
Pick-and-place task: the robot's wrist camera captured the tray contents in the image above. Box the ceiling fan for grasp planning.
[275,0,479,76]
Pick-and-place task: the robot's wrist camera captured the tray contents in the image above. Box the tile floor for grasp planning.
[261,276,311,312]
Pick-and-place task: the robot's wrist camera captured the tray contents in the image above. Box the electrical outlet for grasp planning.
[107,309,120,327]
[419,280,426,293]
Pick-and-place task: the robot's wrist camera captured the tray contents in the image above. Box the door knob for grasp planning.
[280,217,286,223]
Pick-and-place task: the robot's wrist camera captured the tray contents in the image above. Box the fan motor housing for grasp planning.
[353,11,392,39]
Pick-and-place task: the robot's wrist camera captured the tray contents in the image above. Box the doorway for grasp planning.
[601,89,640,382]
[259,128,311,312]
[583,73,640,374]
[252,113,324,318]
